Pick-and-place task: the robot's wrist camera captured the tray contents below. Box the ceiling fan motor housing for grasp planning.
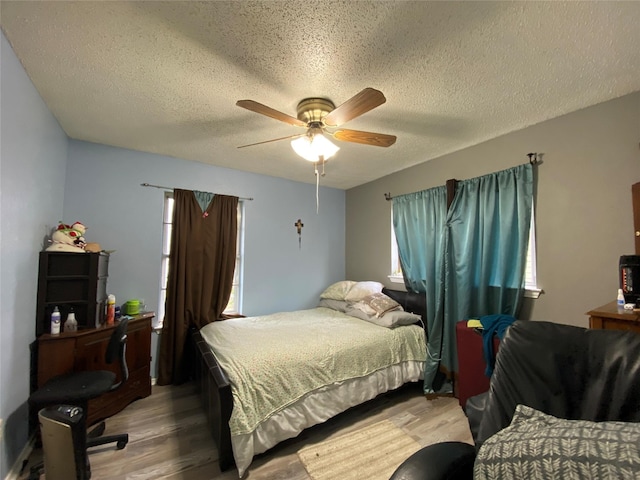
[296,98,335,124]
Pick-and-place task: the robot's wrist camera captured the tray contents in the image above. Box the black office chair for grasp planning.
[29,318,130,479]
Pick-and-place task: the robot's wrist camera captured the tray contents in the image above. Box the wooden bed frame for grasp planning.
[190,287,427,472]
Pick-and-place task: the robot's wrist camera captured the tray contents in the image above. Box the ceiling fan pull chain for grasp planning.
[314,162,320,214]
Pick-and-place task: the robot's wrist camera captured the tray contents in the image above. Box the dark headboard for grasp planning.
[382,288,427,326]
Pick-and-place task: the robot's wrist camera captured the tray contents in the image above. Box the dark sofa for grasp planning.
[390,320,640,479]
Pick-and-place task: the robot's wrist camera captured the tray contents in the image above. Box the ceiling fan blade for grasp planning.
[332,128,397,147]
[236,100,307,127]
[322,88,387,127]
[237,133,306,149]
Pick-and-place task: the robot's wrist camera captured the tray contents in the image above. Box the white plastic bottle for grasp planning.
[64,308,77,332]
[51,306,61,335]
[617,289,625,309]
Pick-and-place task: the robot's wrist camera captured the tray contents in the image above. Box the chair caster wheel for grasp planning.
[117,440,127,450]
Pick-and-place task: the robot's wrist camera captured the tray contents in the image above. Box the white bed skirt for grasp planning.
[232,360,425,477]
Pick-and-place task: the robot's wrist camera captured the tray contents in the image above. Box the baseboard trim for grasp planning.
[4,435,35,480]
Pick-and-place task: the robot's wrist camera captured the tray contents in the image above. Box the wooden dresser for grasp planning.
[35,312,154,426]
[587,301,640,333]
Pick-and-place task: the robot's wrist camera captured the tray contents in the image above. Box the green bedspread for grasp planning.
[199,307,426,436]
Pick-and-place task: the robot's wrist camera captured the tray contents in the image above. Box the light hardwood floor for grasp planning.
[21,382,473,479]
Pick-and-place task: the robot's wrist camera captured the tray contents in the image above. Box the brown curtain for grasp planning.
[157,189,238,385]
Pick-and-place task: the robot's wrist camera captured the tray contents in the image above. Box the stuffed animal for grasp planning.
[84,242,102,253]
[46,222,89,253]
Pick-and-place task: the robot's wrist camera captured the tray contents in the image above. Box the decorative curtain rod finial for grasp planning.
[527,153,543,165]
[384,192,392,201]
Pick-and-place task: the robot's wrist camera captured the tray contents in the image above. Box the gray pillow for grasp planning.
[317,298,350,313]
[474,404,640,479]
[346,306,421,328]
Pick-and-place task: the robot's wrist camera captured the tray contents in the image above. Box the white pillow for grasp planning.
[320,280,357,301]
[344,281,384,302]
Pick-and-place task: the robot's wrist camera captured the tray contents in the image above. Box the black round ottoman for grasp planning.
[389,441,476,480]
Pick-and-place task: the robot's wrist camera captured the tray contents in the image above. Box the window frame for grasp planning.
[523,203,541,298]
[157,193,244,328]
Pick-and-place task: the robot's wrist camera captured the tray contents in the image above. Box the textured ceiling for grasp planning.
[2,1,640,189]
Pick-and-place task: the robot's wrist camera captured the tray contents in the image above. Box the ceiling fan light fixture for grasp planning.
[291,132,340,162]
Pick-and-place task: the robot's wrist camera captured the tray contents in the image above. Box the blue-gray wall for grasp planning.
[0,32,345,477]
[65,140,345,318]
[1,32,68,477]
[63,140,346,379]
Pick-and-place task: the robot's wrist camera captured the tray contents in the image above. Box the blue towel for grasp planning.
[480,314,516,376]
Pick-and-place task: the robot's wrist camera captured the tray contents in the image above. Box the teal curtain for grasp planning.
[392,186,448,393]
[434,163,533,391]
[393,163,533,393]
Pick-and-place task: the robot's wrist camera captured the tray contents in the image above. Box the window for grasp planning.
[157,193,244,326]
[389,205,540,297]
[523,203,541,298]
[389,217,403,284]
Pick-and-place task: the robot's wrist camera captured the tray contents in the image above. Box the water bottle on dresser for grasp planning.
[617,289,625,311]
[50,306,61,335]
[64,308,77,332]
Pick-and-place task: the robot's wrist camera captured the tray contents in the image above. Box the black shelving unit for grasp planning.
[35,251,109,336]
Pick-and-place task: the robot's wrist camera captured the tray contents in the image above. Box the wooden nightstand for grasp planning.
[587,301,640,333]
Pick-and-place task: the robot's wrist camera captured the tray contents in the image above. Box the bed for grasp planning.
[191,283,428,477]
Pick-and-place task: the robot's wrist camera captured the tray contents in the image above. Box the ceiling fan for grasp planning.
[235,88,396,162]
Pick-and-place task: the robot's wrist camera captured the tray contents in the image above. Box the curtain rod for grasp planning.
[384,154,542,201]
[140,183,253,201]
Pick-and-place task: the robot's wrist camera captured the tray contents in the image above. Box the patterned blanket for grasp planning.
[199,307,426,435]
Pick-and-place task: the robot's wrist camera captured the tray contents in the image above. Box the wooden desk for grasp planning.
[587,302,640,333]
[35,312,154,426]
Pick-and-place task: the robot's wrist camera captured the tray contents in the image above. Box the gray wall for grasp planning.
[346,92,640,328]
[1,32,345,477]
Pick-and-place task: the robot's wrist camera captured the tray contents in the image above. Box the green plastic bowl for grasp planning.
[126,299,140,315]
